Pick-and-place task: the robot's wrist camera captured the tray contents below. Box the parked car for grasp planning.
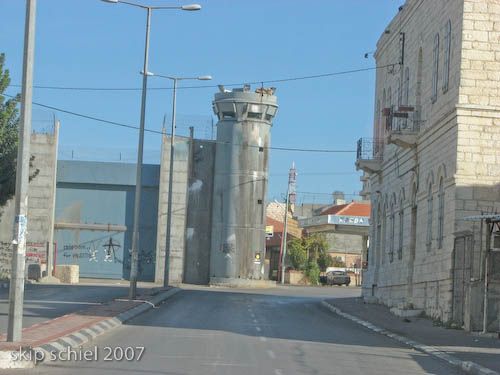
[326,270,350,286]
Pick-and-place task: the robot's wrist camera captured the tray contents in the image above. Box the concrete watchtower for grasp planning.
[210,85,278,284]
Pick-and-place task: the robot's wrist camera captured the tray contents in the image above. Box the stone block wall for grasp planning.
[363,0,464,322]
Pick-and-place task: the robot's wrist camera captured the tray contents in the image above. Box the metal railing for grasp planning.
[356,138,384,161]
[384,105,420,133]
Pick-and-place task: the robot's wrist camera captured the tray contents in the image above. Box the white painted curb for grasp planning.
[321,301,499,375]
[0,287,182,369]
[0,349,36,369]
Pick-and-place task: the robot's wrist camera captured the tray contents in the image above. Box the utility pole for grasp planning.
[280,162,296,284]
[129,6,151,301]
[279,187,290,284]
[8,0,36,342]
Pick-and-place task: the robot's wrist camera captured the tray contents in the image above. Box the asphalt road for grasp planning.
[28,285,464,375]
[0,280,154,333]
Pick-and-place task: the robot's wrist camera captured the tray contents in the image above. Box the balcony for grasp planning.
[359,184,371,199]
[355,138,383,174]
[384,105,420,149]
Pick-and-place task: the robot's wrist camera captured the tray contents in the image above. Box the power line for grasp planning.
[297,191,362,196]
[9,64,395,92]
[270,172,357,176]
[3,93,356,153]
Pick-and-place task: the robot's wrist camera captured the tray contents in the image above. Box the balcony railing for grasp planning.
[387,106,420,130]
[356,138,384,161]
[355,138,383,174]
[383,105,420,149]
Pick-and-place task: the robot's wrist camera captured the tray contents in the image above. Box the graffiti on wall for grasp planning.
[59,236,155,276]
[61,237,121,262]
[0,241,48,278]
[115,248,155,276]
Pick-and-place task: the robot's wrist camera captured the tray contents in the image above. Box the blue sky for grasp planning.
[1,0,402,205]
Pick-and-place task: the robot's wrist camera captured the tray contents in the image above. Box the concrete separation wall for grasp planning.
[156,135,190,285]
[0,128,58,279]
[183,139,215,285]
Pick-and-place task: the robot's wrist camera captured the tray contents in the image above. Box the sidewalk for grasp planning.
[325,297,500,375]
[0,279,164,333]
[0,285,181,369]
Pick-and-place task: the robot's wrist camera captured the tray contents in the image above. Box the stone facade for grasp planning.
[359,0,500,330]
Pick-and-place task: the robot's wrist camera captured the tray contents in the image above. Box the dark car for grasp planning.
[326,270,351,286]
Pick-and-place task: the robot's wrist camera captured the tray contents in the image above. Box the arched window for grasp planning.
[380,89,386,144]
[443,20,451,93]
[375,203,382,266]
[426,183,434,251]
[387,87,392,132]
[398,196,404,260]
[432,33,439,102]
[389,202,395,262]
[382,203,387,264]
[388,87,392,110]
[404,67,410,105]
[438,178,445,248]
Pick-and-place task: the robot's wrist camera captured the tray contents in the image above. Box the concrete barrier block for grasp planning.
[27,264,41,280]
[54,265,79,284]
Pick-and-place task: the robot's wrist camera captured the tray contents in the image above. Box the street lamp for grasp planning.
[101,0,201,300]
[145,72,211,286]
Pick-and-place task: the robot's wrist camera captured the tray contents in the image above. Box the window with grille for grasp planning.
[443,21,451,93]
[427,183,434,251]
[389,203,395,262]
[404,67,410,128]
[438,178,445,248]
[398,198,404,260]
[382,204,387,264]
[432,33,439,103]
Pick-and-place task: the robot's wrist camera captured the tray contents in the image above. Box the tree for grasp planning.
[305,259,320,285]
[286,233,331,284]
[0,53,39,219]
[287,238,308,271]
[0,53,20,210]
[317,250,334,272]
[331,256,346,268]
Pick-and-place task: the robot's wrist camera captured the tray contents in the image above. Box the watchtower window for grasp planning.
[247,112,262,119]
[222,112,235,119]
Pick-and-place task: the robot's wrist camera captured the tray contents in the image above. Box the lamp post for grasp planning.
[145,72,211,286]
[101,0,201,300]
[7,0,36,343]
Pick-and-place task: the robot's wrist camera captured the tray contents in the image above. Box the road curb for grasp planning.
[0,287,182,369]
[321,300,499,375]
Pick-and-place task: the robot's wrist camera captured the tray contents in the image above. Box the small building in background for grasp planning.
[265,205,303,280]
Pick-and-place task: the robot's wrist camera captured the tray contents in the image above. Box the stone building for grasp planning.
[356,0,500,331]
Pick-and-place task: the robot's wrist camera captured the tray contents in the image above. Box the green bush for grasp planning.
[305,260,320,285]
[317,250,334,271]
[287,238,308,270]
[331,256,345,268]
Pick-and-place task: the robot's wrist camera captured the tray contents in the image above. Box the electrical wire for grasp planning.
[9,64,395,92]
[269,172,357,176]
[3,93,356,153]
[296,191,362,196]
